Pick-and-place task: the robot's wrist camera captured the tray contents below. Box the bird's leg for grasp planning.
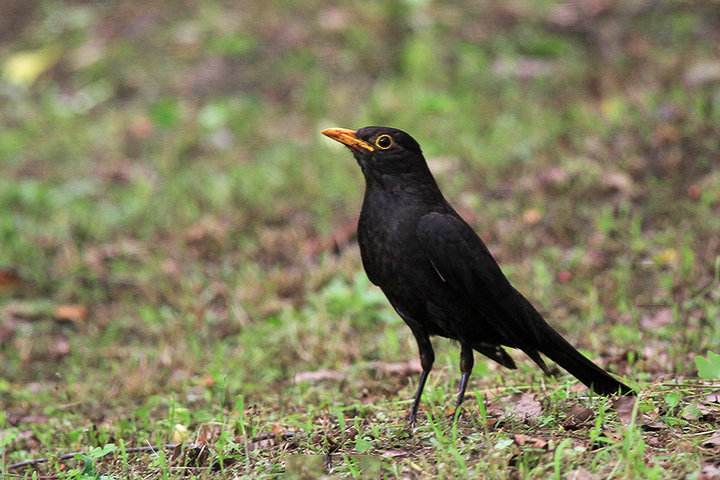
[452,343,474,418]
[408,334,434,429]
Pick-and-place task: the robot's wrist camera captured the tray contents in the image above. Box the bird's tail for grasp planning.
[537,324,633,395]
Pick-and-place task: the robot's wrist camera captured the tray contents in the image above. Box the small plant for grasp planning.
[65,444,116,480]
[695,351,720,379]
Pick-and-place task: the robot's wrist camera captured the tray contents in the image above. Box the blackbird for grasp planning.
[321,126,633,426]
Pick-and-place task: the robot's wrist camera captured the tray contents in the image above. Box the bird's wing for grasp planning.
[416,212,541,347]
[416,212,633,395]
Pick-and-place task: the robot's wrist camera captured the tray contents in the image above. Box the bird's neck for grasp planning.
[362,166,446,205]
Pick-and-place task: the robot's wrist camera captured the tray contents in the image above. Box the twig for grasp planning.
[659,382,720,389]
[6,432,299,472]
[6,444,178,472]
[682,430,720,437]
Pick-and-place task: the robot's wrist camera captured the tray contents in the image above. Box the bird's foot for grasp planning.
[447,404,464,423]
[406,409,418,431]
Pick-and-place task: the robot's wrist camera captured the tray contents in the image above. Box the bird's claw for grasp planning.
[406,411,417,431]
[447,405,463,423]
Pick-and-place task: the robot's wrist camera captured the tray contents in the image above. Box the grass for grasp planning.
[1,0,720,478]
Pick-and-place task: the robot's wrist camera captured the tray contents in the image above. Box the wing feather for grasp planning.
[416,212,538,347]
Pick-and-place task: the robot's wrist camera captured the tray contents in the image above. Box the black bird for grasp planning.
[321,126,633,427]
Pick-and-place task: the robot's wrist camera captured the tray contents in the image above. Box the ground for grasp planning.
[1,1,720,478]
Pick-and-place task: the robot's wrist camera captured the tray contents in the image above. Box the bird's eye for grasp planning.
[375,134,393,150]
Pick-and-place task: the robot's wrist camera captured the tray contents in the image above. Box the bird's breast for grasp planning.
[357,196,430,289]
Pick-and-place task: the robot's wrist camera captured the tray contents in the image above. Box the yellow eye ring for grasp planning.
[375,134,393,150]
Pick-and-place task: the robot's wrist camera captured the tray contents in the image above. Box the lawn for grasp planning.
[1,1,720,478]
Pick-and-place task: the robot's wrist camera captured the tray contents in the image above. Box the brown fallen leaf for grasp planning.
[0,320,15,343]
[0,268,21,291]
[685,61,720,87]
[556,271,573,283]
[522,208,542,225]
[699,461,720,480]
[294,369,344,383]
[569,383,589,393]
[295,360,421,385]
[706,392,720,403]
[613,397,658,428]
[128,114,154,140]
[49,336,71,359]
[492,57,555,80]
[513,434,547,449]
[605,171,634,194]
[196,423,222,446]
[369,360,422,376]
[512,393,542,423]
[566,467,598,480]
[688,184,702,200]
[640,308,673,330]
[613,396,639,426]
[382,449,409,458]
[53,304,87,325]
[538,166,571,190]
[683,402,714,421]
[185,218,228,259]
[645,434,663,448]
[642,421,666,432]
[563,404,594,430]
[702,434,720,449]
[247,435,288,453]
[271,423,285,436]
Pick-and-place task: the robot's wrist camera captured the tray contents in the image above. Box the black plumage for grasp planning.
[321,126,632,426]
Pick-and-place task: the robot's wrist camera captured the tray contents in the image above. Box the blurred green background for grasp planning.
[1,1,719,477]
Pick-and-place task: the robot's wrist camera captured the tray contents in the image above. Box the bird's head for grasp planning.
[321,126,426,177]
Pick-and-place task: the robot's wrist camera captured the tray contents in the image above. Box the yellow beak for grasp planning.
[321,128,374,152]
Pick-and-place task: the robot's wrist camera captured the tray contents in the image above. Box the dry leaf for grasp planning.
[556,271,573,283]
[522,208,542,225]
[0,320,15,343]
[642,421,666,432]
[602,171,635,195]
[382,449,409,458]
[563,404,594,430]
[569,383,589,393]
[196,423,221,446]
[702,435,720,449]
[513,393,542,422]
[369,360,422,376]
[706,392,720,403]
[513,434,547,448]
[685,61,720,86]
[244,432,296,454]
[688,184,702,200]
[53,304,87,324]
[294,369,344,383]
[492,57,555,80]
[128,115,154,140]
[613,396,639,426]
[566,467,598,480]
[640,308,672,329]
[185,218,227,259]
[50,336,71,359]
[699,461,720,480]
[0,268,21,291]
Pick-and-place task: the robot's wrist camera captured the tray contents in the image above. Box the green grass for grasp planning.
[1,1,720,478]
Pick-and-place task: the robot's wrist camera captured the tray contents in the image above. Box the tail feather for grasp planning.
[538,326,633,396]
